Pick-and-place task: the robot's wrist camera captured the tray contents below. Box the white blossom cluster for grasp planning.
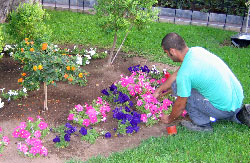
[0,98,4,108]
[2,44,16,57]
[150,65,160,74]
[0,87,27,101]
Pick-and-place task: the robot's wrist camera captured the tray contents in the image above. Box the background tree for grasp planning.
[95,0,159,65]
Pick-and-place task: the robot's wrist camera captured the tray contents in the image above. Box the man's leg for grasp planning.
[171,81,240,129]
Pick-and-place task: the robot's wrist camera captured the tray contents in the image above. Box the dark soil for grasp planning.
[0,50,178,163]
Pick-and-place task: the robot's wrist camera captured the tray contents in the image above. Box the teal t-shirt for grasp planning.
[176,47,244,112]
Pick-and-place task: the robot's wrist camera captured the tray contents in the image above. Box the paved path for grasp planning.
[42,3,245,32]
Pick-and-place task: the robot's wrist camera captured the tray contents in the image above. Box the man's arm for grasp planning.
[153,68,179,98]
[161,96,187,124]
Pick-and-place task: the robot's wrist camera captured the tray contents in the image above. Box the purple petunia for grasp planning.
[64,134,71,142]
[126,126,134,134]
[101,89,110,96]
[114,92,130,104]
[105,132,111,138]
[79,127,88,136]
[53,136,61,143]
[109,84,117,92]
[129,101,134,107]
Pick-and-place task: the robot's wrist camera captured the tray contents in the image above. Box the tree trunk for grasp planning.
[107,31,118,65]
[0,0,40,23]
[44,82,48,111]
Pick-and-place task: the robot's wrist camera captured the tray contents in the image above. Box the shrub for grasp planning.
[7,2,51,42]
[0,26,4,53]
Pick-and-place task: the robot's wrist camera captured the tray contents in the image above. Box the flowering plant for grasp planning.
[68,97,111,127]
[102,65,173,127]
[0,127,10,156]
[13,116,49,157]
[13,38,89,90]
[1,87,28,102]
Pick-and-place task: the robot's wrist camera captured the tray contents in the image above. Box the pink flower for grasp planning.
[163,99,172,107]
[137,100,143,106]
[82,119,90,127]
[12,130,20,138]
[140,114,148,123]
[29,146,40,155]
[20,130,30,139]
[75,104,83,112]
[38,121,48,130]
[19,122,26,129]
[34,130,41,138]
[0,127,2,132]
[96,97,103,104]
[157,80,161,84]
[150,79,155,83]
[67,113,74,120]
[89,115,97,124]
[40,146,48,156]
[2,136,10,145]
[27,117,34,122]
[121,80,128,87]
[129,90,135,96]
[20,144,28,153]
[161,78,166,83]
[37,116,44,120]
[182,110,187,117]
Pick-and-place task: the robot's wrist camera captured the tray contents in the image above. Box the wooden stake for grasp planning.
[44,82,48,111]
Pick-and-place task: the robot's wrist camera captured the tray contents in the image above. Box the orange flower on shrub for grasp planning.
[51,81,54,84]
[33,66,38,71]
[71,66,75,71]
[30,41,34,45]
[78,73,83,78]
[21,73,26,77]
[38,65,43,70]
[21,48,24,53]
[62,53,67,56]
[26,42,30,45]
[42,43,48,51]
[25,38,29,42]
[84,72,89,76]
[30,48,34,52]
[66,66,71,71]
[68,77,73,82]
[64,74,69,79]
[18,78,23,83]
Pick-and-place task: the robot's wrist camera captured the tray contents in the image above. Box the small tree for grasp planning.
[95,0,159,65]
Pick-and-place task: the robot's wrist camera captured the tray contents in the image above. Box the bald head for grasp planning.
[161,33,187,51]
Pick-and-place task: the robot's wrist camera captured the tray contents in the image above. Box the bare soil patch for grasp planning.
[0,51,178,163]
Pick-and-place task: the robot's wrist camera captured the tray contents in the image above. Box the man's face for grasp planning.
[163,48,180,62]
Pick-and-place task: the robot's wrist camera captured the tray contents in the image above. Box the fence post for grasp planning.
[69,0,71,10]
[55,0,57,10]
[83,0,85,13]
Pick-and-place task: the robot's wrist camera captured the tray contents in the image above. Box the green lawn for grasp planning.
[44,10,249,104]
[2,9,249,162]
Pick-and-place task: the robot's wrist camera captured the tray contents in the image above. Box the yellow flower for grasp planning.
[30,48,34,52]
[33,66,38,71]
[66,66,71,71]
[62,53,67,56]
[71,66,75,71]
[78,73,83,78]
[38,65,43,70]
[25,38,29,42]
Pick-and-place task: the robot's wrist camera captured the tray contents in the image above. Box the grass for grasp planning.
[44,10,249,104]
[2,9,250,163]
[86,121,249,162]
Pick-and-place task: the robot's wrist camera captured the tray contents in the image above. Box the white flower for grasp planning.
[0,98,4,108]
[163,69,167,73]
[104,51,107,53]
[9,52,13,57]
[76,55,82,65]
[23,87,27,93]
[85,60,90,64]
[88,49,96,56]
[8,90,14,96]
[84,55,91,60]
[73,46,77,49]
[13,91,18,96]
[101,117,107,121]
[0,88,5,93]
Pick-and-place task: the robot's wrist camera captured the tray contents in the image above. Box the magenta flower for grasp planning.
[96,97,103,104]
[12,130,20,138]
[67,113,74,120]
[19,122,26,129]
[2,136,10,145]
[40,146,48,156]
[20,144,28,153]
[29,146,40,155]
[0,127,2,132]
[129,90,136,96]
[27,117,34,122]
[75,104,83,112]
[82,119,90,127]
[137,100,143,106]
[38,121,48,130]
[161,78,166,83]
[34,130,41,138]
[182,110,187,117]
[140,114,148,123]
